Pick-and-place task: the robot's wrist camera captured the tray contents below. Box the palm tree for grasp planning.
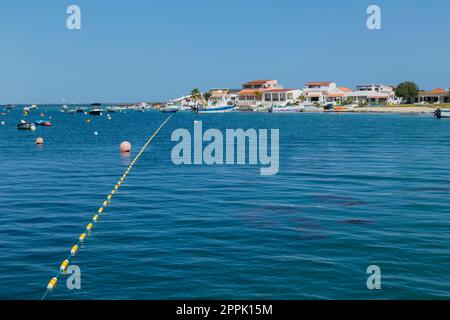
[203,92,212,102]
[191,88,202,100]
[254,91,262,104]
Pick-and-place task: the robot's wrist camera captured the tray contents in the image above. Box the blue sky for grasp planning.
[1,0,449,103]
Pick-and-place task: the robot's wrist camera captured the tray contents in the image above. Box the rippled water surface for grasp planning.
[1,107,449,299]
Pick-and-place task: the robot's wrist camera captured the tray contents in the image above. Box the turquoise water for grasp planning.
[0,107,449,299]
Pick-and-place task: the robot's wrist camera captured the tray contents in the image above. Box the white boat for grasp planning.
[107,106,127,113]
[160,102,180,113]
[178,105,193,112]
[251,104,270,112]
[198,103,236,114]
[198,95,236,113]
[30,104,38,110]
[270,105,305,113]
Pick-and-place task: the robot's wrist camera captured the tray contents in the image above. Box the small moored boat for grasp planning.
[160,103,180,113]
[34,120,52,127]
[434,108,450,118]
[270,105,305,113]
[17,122,36,130]
[198,104,236,114]
[87,109,103,116]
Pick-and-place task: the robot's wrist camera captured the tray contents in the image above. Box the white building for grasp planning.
[345,84,399,105]
[208,88,238,106]
[303,82,337,104]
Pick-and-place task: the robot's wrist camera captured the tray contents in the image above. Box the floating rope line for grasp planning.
[41,115,173,300]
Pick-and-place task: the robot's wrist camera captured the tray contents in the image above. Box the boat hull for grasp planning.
[271,106,305,113]
[17,123,35,130]
[198,105,236,113]
[434,109,450,118]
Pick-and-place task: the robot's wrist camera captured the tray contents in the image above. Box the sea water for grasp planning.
[0,108,449,299]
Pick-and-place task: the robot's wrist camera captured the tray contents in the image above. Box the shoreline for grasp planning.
[338,106,436,114]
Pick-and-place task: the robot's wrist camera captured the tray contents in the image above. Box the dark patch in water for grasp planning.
[340,219,372,225]
[339,201,369,207]
[299,232,327,240]
[311,195,354,203]
[291,217,324,229]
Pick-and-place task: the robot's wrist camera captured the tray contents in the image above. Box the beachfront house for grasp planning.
[415,88,450,104]
[344,84,399,105]
[237,80,281,107]
[303,82,337,104]
[326,86,353,104]
[208,88,239,106]
[262,88,302,104]
[237,80,301,107]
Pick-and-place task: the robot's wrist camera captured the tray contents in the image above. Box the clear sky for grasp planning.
[1,0,449,104]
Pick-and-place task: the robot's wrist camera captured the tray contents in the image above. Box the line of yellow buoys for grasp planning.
[42,115,173,300]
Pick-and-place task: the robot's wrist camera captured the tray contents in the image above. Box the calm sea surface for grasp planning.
[0,107,449,299]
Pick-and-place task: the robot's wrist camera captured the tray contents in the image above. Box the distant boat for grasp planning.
[5,104,15,110]
[107,106,126,113]
[197,93,237,113]
[30,104,38,110]
[34,120,52,127]
[87,109,103,116]
[251,104,270,112]
[198,105,236,113]
[17,122,35,130]
[160,107,179,113]
[91,103,102,107]
[270,106,304,113]
[160,102,179,113]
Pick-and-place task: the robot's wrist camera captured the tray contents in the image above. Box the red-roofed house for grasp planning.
[415,88,450,103]
[326,87,353,103]
[237,80,301,107]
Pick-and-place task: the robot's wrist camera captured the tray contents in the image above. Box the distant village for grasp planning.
[161,80,450,112]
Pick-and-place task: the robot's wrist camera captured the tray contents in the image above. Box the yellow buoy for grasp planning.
[86,223,93,232]
[112,189,116,194]
[79,233,86,242]
[71,245,79,256]
[103,201,108,207]
[47,277,58,290]
[93,214,99,223]
[60,260,69,272]
[107,194,112,200]
[114,185,119,190]
[98,207,104,214]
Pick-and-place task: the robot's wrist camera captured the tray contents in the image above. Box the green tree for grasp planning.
[395,82,419,104]
[191,88,202,100]
[203,92,212,102]
[254,91,262,104]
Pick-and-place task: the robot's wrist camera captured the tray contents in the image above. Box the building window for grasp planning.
[280,93,286,101]
[264,93,271,101]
